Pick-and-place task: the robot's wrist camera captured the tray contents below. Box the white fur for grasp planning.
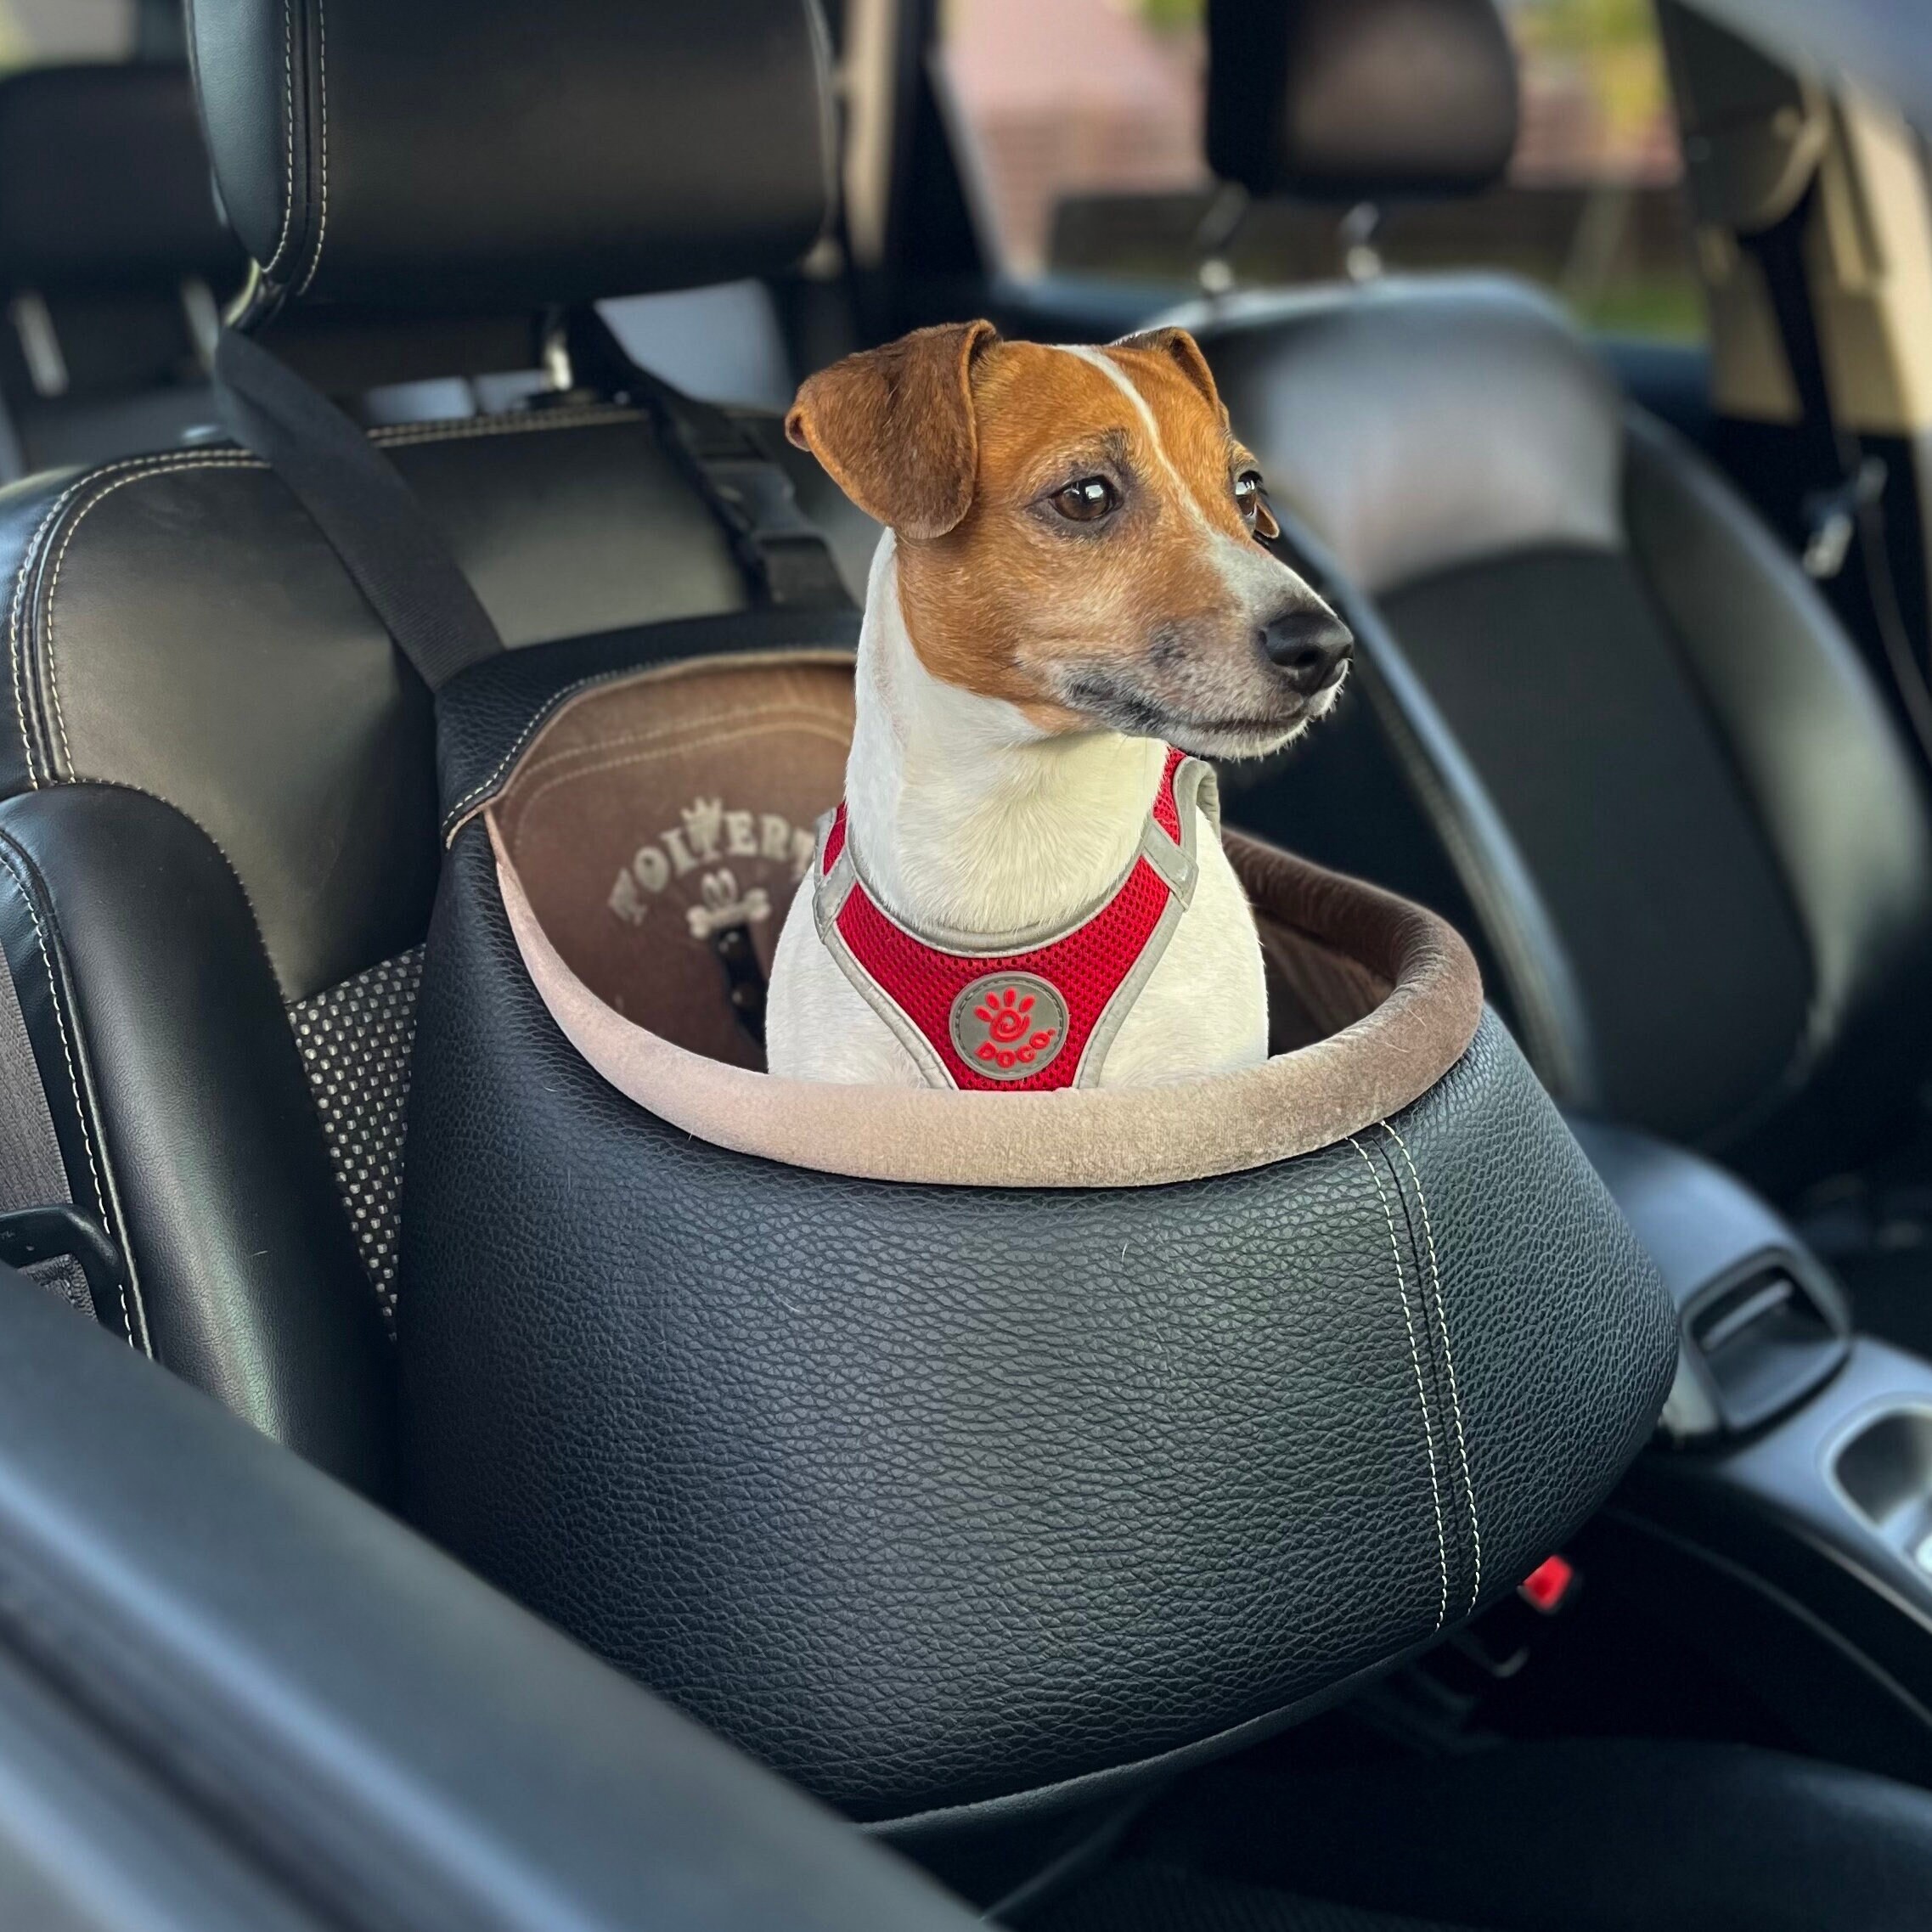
[765,535,1269,1089]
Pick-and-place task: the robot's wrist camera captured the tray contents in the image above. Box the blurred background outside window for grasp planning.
[938,0,1702,341]
[0,0,133,67]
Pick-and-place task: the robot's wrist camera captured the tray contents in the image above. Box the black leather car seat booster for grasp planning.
[393,619,1672,1828]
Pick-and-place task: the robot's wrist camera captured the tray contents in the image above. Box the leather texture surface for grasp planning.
[1206,0,1518,201]
[0,784,395,1498]
[0,1279,986,1932]
[1148,1743,1932,1932]
[1230,510,1602,1114]
[1161,279,1625,597]
[0,408,752,1000]
[0,64,242,291]
[186,0,833,309]
[402,643,1674,1818]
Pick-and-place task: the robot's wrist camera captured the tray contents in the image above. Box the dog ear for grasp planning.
[1110,326,1227,425]
[785,320,999,540]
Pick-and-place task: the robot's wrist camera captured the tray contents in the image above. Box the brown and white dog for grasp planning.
[767,321,1351,1090]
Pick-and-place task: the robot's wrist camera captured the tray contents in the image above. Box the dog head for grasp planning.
[785,320,1350,758]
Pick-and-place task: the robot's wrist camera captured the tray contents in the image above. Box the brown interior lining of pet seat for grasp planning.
[490,651,858,1071]
[486,651,1483,1189]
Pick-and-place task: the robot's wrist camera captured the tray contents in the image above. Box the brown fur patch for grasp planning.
[893,336,1268,721]
[786,321,1315,746]
[785,320,997,541]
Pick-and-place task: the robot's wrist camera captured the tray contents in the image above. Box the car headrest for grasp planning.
[187,0,835,311]
[1206,0,1519,202]
[0,65,242,293]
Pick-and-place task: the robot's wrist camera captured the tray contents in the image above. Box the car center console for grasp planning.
[1572,1119,1932,1786]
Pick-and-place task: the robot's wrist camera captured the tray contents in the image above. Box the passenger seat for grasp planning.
[1172,0,1932,1205]
[0,63,245,476]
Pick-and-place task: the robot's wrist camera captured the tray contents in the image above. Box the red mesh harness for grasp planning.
[812,748,1209,1091]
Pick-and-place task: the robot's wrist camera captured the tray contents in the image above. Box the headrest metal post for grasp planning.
[1341,203,1385,284]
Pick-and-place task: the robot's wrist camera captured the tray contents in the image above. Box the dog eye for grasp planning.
[1051,477,1119,523]
[1234,471,1265,521]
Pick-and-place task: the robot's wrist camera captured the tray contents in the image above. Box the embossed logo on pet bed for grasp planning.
[606,794,819,938]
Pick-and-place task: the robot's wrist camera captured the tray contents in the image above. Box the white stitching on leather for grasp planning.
[296,0,328,296]
[1349,1132,1448,1631]
[33,411,644,786]
[442,642,861,842]
[11,468,123,786]
[441,669,625,839]
[89,776,296,1011]
[369,406,644,448]
[0,842,144,1351]
[262,0,297,275]
[42,457,264,781]
[1382,1118,1483,1614]
[10,453,242,789]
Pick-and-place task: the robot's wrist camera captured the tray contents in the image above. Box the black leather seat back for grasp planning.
[1177,0,1932,1186]
[188,0,831,313]
[0,0,836,1491]
[0,64,245,475]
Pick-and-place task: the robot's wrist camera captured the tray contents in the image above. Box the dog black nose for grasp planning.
[1261,607,1354,692]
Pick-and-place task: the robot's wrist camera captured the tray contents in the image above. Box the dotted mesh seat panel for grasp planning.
[289,946,424,1327]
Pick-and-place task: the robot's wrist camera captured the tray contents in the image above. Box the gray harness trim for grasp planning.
[811,756,1216,1090]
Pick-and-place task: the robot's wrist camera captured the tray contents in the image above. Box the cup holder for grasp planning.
[1832,1407,1932,1578]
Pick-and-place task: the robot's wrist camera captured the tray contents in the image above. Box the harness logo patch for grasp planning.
[949,972,1068,1080]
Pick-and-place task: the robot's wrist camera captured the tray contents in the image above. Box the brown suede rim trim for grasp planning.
[487,811,1483,1191]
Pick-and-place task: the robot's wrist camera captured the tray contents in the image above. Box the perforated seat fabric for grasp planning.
[0,0,840,1487]
[0,403,770,1493]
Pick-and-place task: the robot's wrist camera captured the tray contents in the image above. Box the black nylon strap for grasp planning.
[1744,188,1850,493]
[213,327,506,691]
[562,307,853,612]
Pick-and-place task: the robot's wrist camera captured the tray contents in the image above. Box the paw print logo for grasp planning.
[949,973,1069,1083]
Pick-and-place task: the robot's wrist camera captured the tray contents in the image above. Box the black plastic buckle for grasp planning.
[682,448,851,610]
[0,1203,127,1317]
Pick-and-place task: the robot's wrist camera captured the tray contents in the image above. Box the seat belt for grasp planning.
[1743,186,1932,759]
[213,327,508,691]
[213,314,851,1045]
[1742,188,1886,583]
[562,305,853,613]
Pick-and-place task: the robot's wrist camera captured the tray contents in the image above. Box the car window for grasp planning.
[938,0,1703,341]
[0,0,136,69]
